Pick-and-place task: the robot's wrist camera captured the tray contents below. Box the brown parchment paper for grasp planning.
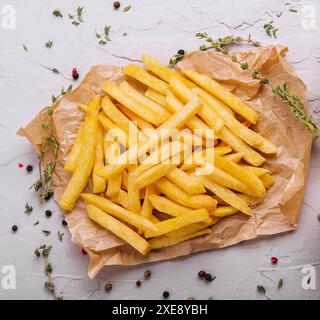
[18,45,313,279]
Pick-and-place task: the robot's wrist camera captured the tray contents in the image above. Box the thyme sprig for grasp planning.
[68,6,84,26]
[34,245,63,300]
[273,84,320,137]
[169,51,186,67]
[45,40,53,49]
[96,25,111,45]
[24,202,33,214]
[52,9,63,18]
[263,21,278,38]
[196,33,260,54]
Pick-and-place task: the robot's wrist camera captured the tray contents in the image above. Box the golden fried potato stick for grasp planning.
[59,95,101,211]
[149,228,211,250]
[64,123,85,173]
[97,93,202,180]
[169,75,224,133]
[260,173,275,189]
[103,81,163,126]
[82,194,157,232]
[87,205,150,255]
[141,185,159,220]
[145,88,167,107]
[212,206,239,217]
[145,208,211,238]
[117,103,154,130]
[123,64,168,95]
[166,168,206,195]
[92,124,107,193]
[127,165,141,213]
[154,177,217,210]
[135,163,177,190]
[214,154,266,197]
[142,54,173,83]
[219,127,265,166]
[223,152,243,163]
[192,174,251,215]
[119,81,170,120]
[199,90,278,154]
[182,69,259,124]
[240,165,269,177]
[121,169,129,191]
[149,195,193,216]
[106,142,122,198]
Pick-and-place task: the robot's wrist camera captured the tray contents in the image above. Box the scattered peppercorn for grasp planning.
[317,214,320,221]
[163,291,169,299]
[136,280,142,287]
[105,283,112,291]
[198,270,206,278]
[45,210,52,217]
[18,163,23,168]
[205,273,215,282]
[113,1,120,9]
[178,49,185,55]
[144,270,151,279]
[271,256,278,264]
[62,219,68,226]
[26,165,33,172]
[81,248,87,255]
[72,68,79,80]
[12,225,18,232]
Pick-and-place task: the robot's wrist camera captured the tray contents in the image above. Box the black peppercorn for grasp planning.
[105,283,112,291]
[136,280,142,287]
[26,165,33,172]
[12,225,18,232]
[62,219,68,226]
[144,270,151,279]
[113,1,120,9]
[177,49,185,55]
[163,291,169,299]
[45,210,52,217]
[205,273,215,282]
[198,270,206,278]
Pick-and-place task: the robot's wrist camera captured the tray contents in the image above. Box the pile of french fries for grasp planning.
[59,55,278,256]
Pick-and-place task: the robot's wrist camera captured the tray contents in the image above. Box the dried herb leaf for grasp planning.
[45,40,53,49]
[24,202,33,214]
[257,285,266,294]
[52,9,63,18]
[278,278,283,289]
[123,5,132,12]
[263,21,278,38]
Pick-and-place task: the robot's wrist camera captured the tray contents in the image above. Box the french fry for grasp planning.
[150,228,211,250]
[103,81,163,126]
[134,163,177,190]
[145,88,167,107]
[166,168,206,195]
[260,173,275,189]
[122,64,168,94]
[219,127,265,166]
[59,95,100,211]
[212,206,239,217]
[169,75,224,133]
[117,189,129,209]
[127,165,141,213]
[119,81,170,121]
[142,54,173,83]
[145,208,211,238]
[97,92,202,179]
[82,194,156,232]
[240,165,269,177]
[149,195,193,216]
[192,174,251,215]
[223,152,243,163]
[141,185,158,219]
[92,124,107,193]
[64,123,85,173]
[199,90,278,154]
[106,142,122,197]
[121,169,129,191]
[87,205,150,255]
[182,69,259,124]
[154,177,217,210]
[117,103,154,130]
[214,154,266,197]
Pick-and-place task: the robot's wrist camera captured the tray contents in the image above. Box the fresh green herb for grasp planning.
[44,281,55,292]
[231,55,237,62]
[24,202,33,214]
[96,25,112,45]
[169,51,186,67]
[196,33,260,53]
[45,40,53,49]
[123,5,132,12]
[22,44,28,52]
[240,62,249,70]
[289,8,298,13]
[263,21,278,38]
[278,278,283,289]
[208,295,214,300]
[276,11,283,18]
[69,6,84,26]
[42,230,51,236]
[34,245,52,258]
[57,230,64,242]
[257,285,266,294]
[251,68,260,79]
[52,9,63,18]
[45,263,53,274]
[272,83,320,138]
[51,85,73,103]
[261,78,269,84]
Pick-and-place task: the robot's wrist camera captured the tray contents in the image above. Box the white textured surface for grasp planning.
[0,0,319,300]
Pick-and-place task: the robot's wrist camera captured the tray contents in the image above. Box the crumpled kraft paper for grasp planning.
[17,45,313,279]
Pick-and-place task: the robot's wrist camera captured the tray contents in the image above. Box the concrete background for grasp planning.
[0,0,319,299]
